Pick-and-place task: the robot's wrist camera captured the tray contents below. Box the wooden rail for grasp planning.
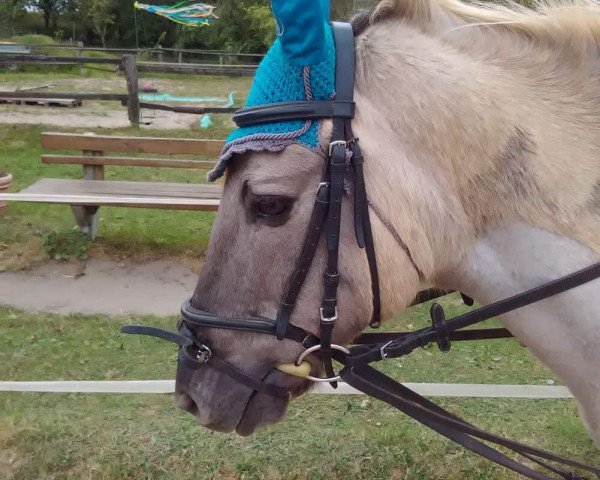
[41,132,225,156]
[0,54,121,65]
[0,381,575,398]
[42,155,217,169]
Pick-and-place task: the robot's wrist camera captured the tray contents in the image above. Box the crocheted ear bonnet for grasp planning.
[207,1,336,182]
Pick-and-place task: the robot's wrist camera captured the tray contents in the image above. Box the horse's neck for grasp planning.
[437,221,599,305]
[436,220,600,415]
[354,19,600,318]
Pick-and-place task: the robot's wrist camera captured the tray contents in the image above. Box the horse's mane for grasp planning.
[356,0,600,49]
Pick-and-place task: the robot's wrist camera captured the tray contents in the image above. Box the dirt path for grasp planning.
[0,259,198,316]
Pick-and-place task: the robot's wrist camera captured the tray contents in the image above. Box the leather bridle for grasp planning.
[122,21,600,480]
[124,22,386,390]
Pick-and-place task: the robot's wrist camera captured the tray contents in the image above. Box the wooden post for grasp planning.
[178,51,182,64]
[123,54,140,128]
[77,41,84,76]
[70,133,103,239]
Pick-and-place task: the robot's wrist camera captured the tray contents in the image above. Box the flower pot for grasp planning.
[0,172,13,215]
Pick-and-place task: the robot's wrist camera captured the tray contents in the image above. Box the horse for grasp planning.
[174,0,600,443]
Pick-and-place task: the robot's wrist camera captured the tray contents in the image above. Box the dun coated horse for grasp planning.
[141,0,600,452]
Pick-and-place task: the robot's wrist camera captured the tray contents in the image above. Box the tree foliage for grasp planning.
[32,0,67,29]
[3,0,361,50]
[0,0,27,25]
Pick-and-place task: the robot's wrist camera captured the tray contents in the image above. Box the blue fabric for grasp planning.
[225,22,336,149]
[272,0,329,66]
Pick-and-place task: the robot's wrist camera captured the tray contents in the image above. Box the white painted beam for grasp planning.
[0,381,573,398]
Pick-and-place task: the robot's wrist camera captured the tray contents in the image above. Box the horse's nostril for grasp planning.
[175,392,199,417]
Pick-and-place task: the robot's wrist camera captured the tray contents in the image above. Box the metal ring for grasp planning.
[295,344,350,383]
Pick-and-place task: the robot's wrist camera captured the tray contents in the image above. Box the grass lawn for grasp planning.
[1,71,599,479]
[1,297,599,479]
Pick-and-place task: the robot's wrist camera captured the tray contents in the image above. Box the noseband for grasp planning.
[122,20,600,480]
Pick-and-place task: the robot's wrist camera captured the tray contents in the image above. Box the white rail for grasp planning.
[0,381,573,398]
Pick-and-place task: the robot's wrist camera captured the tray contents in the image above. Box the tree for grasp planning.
[240,4,275,52]
[32,0,64,31]
[88,0,114,47]
[0,0,26,32]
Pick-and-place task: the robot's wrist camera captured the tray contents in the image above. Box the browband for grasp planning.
[233,100,355,127]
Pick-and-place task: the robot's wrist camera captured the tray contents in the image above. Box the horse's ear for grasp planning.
[271,0,328,66]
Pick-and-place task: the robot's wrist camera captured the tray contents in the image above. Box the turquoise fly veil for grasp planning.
[208,0,336,181]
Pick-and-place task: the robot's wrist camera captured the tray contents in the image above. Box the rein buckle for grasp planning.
[328,140,347,156]
[380,340,393,359]
[320,307,338,324]
[193,344,212,363]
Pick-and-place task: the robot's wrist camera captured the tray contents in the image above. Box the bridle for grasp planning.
[124,22,386,390]
[122,21,600,480]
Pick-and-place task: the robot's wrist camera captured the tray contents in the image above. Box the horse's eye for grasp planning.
[254,196,293,219]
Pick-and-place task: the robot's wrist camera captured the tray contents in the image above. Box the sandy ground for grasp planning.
[0,102,203,129]
[0,259,198,316]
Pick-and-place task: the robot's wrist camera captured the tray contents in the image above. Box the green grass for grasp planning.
[11,34,57,45]
[1,298,599,479]
[0,71,598,479]
[0,123,230,268]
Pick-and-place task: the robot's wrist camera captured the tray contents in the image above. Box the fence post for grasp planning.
[77,41,84,75]
[123,54,140,128]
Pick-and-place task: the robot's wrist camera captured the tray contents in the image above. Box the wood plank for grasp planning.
[123,54,139,127]
[41,132,225,156]
[20,179,222,199]
[0,92,127,101]
[0,55,121,65]
[42,155,217,169]
[138,102,237,115]
[0,380,575,398]
[0,193,219,211]
[0,97,81,107]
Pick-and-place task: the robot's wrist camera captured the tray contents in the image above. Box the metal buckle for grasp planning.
[380,340,393,359]
[295,343,350,383]
[316,181,329,195]
[328,140,346,156]
[195,344,212,363]
[319,307,338,324]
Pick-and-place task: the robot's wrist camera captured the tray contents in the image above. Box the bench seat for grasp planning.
[2,178,221,211]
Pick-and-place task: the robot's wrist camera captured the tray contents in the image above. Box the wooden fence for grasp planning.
[0,54,238,126]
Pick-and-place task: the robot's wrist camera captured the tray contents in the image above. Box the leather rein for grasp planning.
[122,22,600,480]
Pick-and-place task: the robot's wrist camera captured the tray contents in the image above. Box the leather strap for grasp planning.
[340,363,600,480]
[353,327,513,345]
[181,298,319,347]
[208,355,290,397]
[317,22,356,385]
[276,175,331,340]
[349,262,600,364]
[234,100,355,127]
[121,325,190,347]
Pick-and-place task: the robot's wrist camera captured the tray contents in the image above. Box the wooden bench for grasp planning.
[0,132,224,238]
